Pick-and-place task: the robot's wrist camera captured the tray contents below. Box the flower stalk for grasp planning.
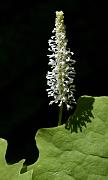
[46,11,76,125]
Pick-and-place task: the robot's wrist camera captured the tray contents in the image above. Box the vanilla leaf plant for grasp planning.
[46,11,76,125]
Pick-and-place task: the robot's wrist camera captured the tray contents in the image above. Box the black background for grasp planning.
[0,0,107,165]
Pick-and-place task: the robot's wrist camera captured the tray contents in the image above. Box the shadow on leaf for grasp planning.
[65,96,95,133]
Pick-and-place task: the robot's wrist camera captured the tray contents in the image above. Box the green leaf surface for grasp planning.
[0,139,33,180]
[33,96,108,180]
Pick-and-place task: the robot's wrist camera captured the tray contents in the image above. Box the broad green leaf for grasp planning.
[33,96,108,180]
[0,138,32,180]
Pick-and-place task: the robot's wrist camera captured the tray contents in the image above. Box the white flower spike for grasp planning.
[46,11,76,124]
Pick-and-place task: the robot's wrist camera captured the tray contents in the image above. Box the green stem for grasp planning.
[58,103,63,126]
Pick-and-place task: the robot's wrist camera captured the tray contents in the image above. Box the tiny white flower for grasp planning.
[46,11,76,110]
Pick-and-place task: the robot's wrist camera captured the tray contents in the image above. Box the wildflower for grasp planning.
[46,11,76,124]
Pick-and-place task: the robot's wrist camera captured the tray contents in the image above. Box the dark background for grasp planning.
[0,0,107,165]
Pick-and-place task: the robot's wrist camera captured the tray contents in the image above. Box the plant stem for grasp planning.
[58,103,63,126]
